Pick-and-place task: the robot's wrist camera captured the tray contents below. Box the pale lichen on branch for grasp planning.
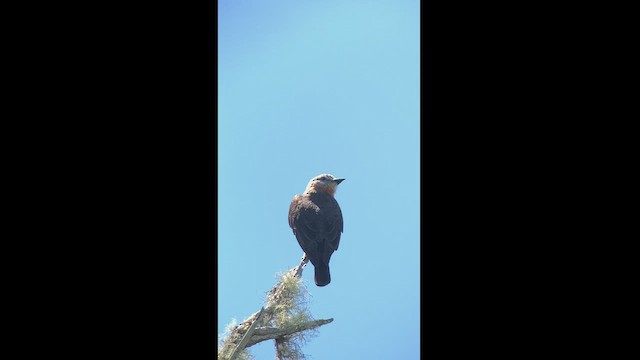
[218,254,332,360]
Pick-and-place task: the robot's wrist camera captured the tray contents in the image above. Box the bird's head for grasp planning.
[304,174,345,196]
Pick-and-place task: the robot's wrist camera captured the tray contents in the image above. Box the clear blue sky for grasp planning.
[218,1,420,358]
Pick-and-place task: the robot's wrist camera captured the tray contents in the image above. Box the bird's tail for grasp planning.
[314,264,331,287]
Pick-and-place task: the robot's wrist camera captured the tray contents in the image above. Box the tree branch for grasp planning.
[219,253,317,360]
[245,318,333,347]
[261,253,309,324]
[228,307,265,360]
[293,253,309,278]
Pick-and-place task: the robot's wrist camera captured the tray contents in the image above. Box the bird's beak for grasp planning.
[334,178,345,184]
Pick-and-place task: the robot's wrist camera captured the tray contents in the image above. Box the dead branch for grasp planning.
[220,253,322,360]
[228,307,265,360]
[246,318,333,347]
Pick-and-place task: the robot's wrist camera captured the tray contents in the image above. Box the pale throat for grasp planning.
[304,183,337,196]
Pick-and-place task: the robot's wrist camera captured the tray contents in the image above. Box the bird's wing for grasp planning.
[289,195,323,255]
[288,195,300,231]
[325,198,343,252]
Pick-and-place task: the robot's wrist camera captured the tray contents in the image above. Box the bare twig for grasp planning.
[293,253,309,278]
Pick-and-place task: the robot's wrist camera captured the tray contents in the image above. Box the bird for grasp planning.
[288,174,345,287]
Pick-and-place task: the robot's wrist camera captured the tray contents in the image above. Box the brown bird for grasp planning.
[288,174,345,287]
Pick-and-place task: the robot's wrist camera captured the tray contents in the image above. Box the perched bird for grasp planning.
[288,174,345,287]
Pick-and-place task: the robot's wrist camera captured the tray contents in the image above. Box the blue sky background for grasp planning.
[218,1,420,358]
